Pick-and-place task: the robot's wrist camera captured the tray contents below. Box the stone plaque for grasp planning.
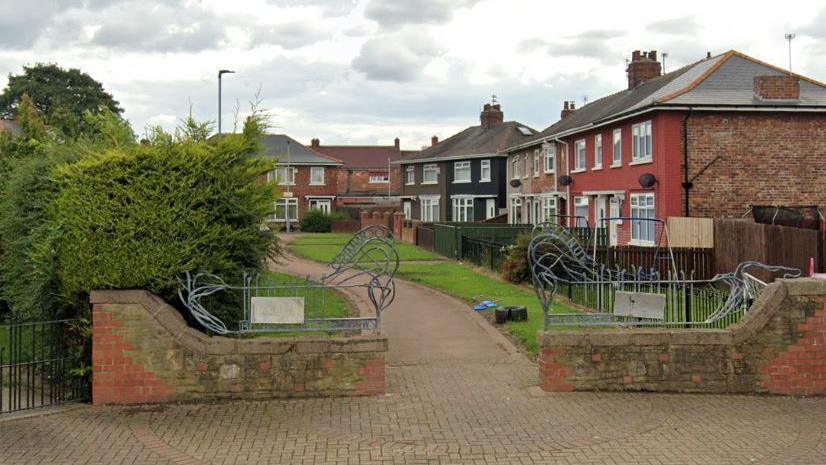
[251,297,305,324]
[613,291,665,320]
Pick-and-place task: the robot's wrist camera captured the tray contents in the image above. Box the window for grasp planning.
[403,201,412,219]
[541,196,557,223]
[268,166,296,185]
[630,193,656,244]
[271,198,298,222]
[308,198,331,214]
[420,197,440,221]
[485,198,496,219]
[423,164,438,184]
[533,152,540,176]
[480,159,491,182]
[453,161,471,183]
[511,156,520,179]
[594,134,603,169]
[452,197,474,222]
[544,145,556,173]
[406,166,415,185]
[574,139,586,171]
[369,171,389,183]
[574,196,589,227]
[310,166,325,185]
[632,121,653,162]
[510,197,522,224]
[522,155,529,178]
[612,129,622,166]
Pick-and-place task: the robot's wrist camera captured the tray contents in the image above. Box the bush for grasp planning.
[500,233,531,283]
[299,209,333,232]
[43,115,279,325]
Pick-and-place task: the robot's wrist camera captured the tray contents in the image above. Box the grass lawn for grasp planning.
[259,271,350,319]
[396,262,575,355]
[289,233,440,263]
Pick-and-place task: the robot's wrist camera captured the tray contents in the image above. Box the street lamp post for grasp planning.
[217,69,235,137]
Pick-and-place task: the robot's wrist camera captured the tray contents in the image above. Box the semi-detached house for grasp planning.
[505,49,826,246]
[397,103,536,222]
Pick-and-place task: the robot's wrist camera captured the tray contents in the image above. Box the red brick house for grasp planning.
[260,134,343,227]
[309,138,411,212]
[505,50,826,246]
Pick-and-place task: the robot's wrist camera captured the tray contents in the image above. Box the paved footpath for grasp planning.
[2,249,826,464]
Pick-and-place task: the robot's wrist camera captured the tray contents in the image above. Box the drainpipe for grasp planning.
[682,108,693,217]
[554,137,570,218]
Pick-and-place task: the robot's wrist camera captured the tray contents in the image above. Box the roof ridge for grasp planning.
[728,50,826,89]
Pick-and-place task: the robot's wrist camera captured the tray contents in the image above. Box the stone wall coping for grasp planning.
[91,289,388,355]
[539,278,818,348]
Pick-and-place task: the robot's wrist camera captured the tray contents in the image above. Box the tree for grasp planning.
[0,63,124,139]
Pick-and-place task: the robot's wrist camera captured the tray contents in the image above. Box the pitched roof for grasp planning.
[400,121,537,164]
[259,134,342,166]
[313,145,403,169]
[508,50,826,151]
[0,119,19,136]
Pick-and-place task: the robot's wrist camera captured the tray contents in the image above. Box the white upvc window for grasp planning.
[405,166,415,185]
[453,161,471,183]
[594,134,603,169]
[533,152,540,176]
[509,197,522,224]
[574,196,589,227]
[422,164,438,184]
[522,155,529,178]
[612,129,622,166]
[541,196,557,223]
[632,121,653,163]
[511,156,520,179]
[544,145,556,173]
[268,166,296,185]
[310,166,325,185]
[574,139,586,171]
[369,171,390,183]
[480,159,491,182]
[308,198,331,214]
[271,198,298,222]
[630,193,656,244]
[452,197,474,222]
[420,197,440,222]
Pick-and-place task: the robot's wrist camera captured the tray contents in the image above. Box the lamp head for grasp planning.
[218,69,235,77]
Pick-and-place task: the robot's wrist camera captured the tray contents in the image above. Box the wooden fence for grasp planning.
[667,217,714,248]
[416,224,435,251]
[714,219,825,280]
[595,246,715,280]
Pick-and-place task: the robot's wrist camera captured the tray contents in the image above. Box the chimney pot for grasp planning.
[310,138,320,148]
[431,135,439,146]
[394,137,400,149]
[570,102,576,110]
[560,100,576,119]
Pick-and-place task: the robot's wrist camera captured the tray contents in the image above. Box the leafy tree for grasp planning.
[0,63,124,139]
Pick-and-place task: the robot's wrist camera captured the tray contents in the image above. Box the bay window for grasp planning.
[452,197,474,222]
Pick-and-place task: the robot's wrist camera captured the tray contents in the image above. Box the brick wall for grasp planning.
[336,168,402,196]
[539,278,826,395]
[687,112,826,218]
[287,166,339,220]
[90,290,388,405]
[754,75,800,100]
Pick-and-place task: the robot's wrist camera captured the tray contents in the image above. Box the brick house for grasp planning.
[259,134,343,227]
[309,138,412,212]
[397,103,536,222]
[504,50,826,246]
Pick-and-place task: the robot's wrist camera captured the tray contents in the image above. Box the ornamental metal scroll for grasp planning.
[178,225,399,335]
[528,219,801,328]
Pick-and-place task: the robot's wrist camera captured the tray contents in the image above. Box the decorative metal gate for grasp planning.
[0,318,91,414]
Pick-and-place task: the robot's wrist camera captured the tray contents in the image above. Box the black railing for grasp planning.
[0,318,90,414]
[460,237,508,272]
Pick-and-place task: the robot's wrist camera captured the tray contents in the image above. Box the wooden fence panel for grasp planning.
[415,225,435,251]
[667,217,714,248]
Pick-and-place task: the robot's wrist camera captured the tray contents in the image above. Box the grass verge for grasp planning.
[289,233,441,263]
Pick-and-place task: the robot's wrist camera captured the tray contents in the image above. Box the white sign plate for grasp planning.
[614,291,665,320]
[251,297,305,324]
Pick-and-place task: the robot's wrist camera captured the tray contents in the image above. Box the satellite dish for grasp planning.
[639,173,657,188]
[559,175,573,186]
[509,179,522,188]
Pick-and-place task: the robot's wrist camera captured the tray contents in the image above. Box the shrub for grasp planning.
[500,233,531,283]
[46,116,279,325]
[299,209,333,232]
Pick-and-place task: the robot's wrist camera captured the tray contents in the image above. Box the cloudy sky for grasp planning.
[2,0,826,149]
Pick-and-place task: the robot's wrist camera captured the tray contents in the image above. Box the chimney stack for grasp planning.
[480,103,504,129]
[394,137,400,149]
[560,101,576,119]
[754,75,800,100]
[431,135,439,146]
[626,50,662,89]
[310,138,320,148]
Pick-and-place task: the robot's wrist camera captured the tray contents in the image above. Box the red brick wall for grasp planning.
[754,75,800,100]
[336,168,402,197]
[686,112,826,218]
[285,165,339,219]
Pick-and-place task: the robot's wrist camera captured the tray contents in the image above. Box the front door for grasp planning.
[403,201,412,219]
[609,197,620,246]
[595,196,607,229]
[485,199,496,219]
[309,199,331,214]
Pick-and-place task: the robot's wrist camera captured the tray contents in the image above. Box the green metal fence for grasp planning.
[432,223,531,259]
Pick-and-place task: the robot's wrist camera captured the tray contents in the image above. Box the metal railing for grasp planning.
[460,237,508,272]
[1,318,90,414]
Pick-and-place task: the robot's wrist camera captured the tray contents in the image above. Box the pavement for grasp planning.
[1,245,826,464]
